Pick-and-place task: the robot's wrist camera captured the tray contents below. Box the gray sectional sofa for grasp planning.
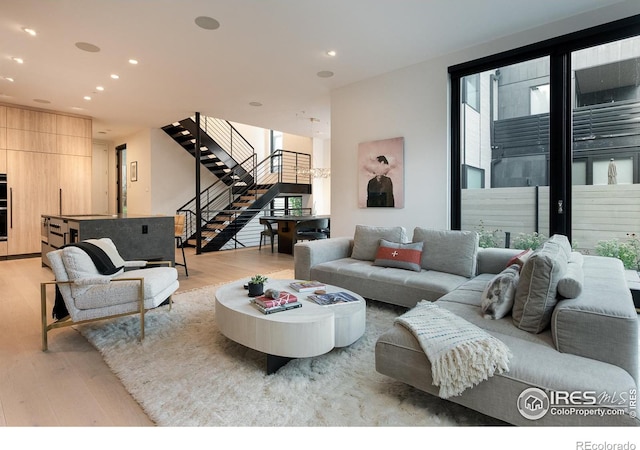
[293,225,639,426]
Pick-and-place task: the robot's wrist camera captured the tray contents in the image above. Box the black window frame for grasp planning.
[449,14,640,240]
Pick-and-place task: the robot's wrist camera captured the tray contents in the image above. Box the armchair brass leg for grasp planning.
[41,283,48,352]
[139,279,145,342]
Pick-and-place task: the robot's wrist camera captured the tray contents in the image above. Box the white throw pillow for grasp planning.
[481,264,520,320]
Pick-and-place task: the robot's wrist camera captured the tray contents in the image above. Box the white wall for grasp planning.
[329,1,640,239]
[149,129,218,216]
[124,129,152,215]
[312,137,331,215]
[118,123,318,217]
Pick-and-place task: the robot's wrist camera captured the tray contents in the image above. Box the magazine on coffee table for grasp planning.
[289,280,326,292]
[250,298,302,314]
[306,291,359,306]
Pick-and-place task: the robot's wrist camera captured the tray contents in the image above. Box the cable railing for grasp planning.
[176,149,312,249]
[191,114,255,164]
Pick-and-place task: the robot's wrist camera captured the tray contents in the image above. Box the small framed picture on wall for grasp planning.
[130,161,138,182]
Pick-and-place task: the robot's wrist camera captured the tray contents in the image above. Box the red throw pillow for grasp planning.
[507,248,533,270]
[373,239,423,272]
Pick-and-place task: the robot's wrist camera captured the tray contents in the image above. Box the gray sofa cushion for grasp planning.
[351,225,407,261]
[552,255,638,384]
[546,233,572,259]
[557,252,584,299]
[309,257,468,308]
[512,235,569,334]
[412,228,479,278]
[373,239,423,272]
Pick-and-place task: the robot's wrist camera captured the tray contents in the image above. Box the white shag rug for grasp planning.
[77,271,505,427]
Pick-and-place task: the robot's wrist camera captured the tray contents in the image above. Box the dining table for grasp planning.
[260,215,330,254]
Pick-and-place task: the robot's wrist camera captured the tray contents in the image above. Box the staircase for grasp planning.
[163,115,312,252]
[161,116,255,184]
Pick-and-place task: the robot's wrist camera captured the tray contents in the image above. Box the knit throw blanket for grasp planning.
[394,301,512,399]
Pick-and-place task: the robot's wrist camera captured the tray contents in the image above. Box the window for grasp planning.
[462,74,480,111]
[270,130,283,173]
[450,14,640,253]
[530,84,550,115]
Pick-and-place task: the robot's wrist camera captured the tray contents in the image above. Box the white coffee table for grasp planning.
[215,279,366,373]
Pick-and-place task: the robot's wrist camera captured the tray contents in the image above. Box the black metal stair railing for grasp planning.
[176,149,312,252]
[162,115,255,184]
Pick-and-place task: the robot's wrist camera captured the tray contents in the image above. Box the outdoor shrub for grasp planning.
[476,220,501,248]
[595,233,640,270]
[512,232,547,250]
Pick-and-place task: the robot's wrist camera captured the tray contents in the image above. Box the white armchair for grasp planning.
[41,238,179,351]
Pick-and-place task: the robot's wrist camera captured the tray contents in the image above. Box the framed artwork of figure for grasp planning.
[358,137,404,208]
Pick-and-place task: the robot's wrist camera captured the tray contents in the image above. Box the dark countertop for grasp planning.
[42,214,173,221]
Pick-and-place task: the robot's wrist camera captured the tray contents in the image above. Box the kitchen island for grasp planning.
[41,214,175,268]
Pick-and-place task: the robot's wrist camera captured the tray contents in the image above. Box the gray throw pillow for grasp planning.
[412,228,479,277]
[373,239,423,272]
[512,238,569,333]
[351,225,407,261]
[557,252,584,299]
[481,264,520,319]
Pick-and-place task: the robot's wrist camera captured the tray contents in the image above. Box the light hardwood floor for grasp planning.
[0,246,294,426]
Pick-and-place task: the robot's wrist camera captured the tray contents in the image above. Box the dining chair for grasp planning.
[174,214,188,277]
[295,218,330,242]
[259,218,278,252]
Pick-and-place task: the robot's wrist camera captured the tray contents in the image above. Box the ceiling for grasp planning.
[0,0,632,141]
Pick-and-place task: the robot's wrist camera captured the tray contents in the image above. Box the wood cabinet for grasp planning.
[58,154,91,215]
[3,104,92,256]
[7,151,58,254]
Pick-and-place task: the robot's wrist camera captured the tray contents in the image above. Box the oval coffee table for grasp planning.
[215,279,366,373]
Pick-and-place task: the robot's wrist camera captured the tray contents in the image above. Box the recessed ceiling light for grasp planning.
[195,16,220,30]
[22,27,37,36]
[110,74,119,79]
[96,86,104,91]
[75,42,101,53]
[128,59,138,65]
[326,50,336,57]
[2,76,14,82]
[83,96,92,101]
[12,57,24,64]
[249,101,263,107]
[317,70,334,78]
[70,106,85,111]
[33,99,50,104]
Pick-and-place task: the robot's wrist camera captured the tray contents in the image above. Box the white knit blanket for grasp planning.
[395,301,512,399]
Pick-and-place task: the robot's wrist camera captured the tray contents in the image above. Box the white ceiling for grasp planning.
[0,0,632,141]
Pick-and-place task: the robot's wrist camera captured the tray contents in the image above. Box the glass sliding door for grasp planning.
[452,14,640,254]
[459,57,551,249]
[570,35,640,261]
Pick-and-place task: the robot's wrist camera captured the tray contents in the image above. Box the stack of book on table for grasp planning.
[289,280,326,292]
[306,291,359,306]
[250,291,301,314]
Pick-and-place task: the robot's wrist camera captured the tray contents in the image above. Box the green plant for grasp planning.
[476,220,502,249]
[512,232,547,250]
[249,274,268,284]
[594,233,640,270]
